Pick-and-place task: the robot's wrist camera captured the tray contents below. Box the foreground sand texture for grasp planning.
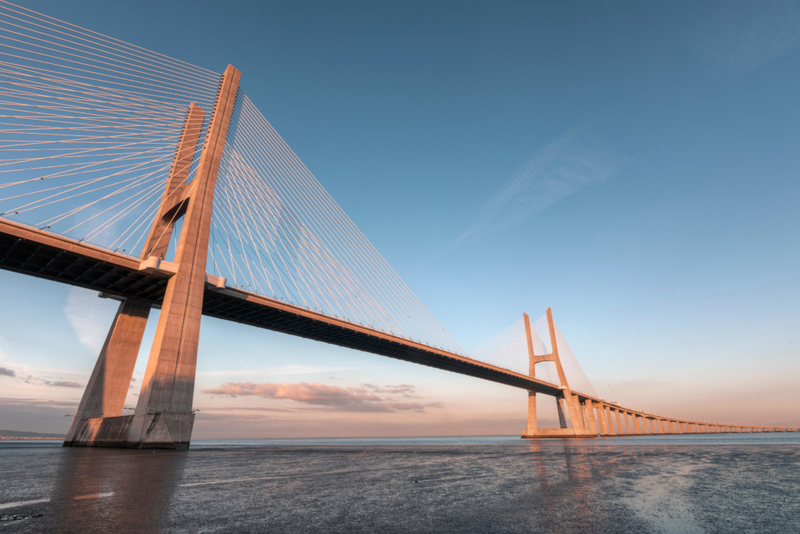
[2,437,799,533]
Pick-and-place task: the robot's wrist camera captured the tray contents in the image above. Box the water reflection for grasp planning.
[47,448,187,533]
[525,440,704,533]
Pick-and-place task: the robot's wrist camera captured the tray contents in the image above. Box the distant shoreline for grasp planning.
[0,429,65,440]
[0,436,63,441]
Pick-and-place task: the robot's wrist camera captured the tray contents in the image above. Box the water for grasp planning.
[1,434,798,533]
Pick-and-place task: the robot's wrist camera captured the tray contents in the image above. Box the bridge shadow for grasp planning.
[45,447,187,533]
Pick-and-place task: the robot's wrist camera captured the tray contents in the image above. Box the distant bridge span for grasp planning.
[0,3,795,449]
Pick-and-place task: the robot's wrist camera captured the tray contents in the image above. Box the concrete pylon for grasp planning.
[64,101,206,447]
[64,66,241,450]
[521,308,595,438]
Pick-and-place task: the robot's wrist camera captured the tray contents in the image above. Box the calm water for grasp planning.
[1,434,798,533]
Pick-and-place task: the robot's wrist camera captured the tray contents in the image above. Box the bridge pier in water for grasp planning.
[64,66,241,450]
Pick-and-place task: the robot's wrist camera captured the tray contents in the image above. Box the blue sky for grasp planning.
[1,0,798,436]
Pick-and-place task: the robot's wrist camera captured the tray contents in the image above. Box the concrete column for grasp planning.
[584,400,598,435]
[526,391,537,434]
[614,409,626,434]
[64,299,151,444]
[675,421,684,434]
[604,406,617,435]
[127,65,241,450]
[639,415,651,434]
[631,413,642,434]
[557,398,568,429]
[596,404,610,435]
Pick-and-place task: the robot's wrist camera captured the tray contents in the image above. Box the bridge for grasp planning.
[0,2,795,448]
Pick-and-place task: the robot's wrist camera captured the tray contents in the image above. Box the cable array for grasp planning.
[0,2,588,369]
[468,318,529,375]
[208,93,464,354]
[0,1,219,255]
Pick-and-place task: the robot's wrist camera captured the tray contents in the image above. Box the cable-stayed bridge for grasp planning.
[0,2,794,448]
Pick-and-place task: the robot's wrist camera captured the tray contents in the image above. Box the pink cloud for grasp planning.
[202,382,440,413]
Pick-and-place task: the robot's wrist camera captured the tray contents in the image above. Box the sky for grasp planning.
[0,0,798,437]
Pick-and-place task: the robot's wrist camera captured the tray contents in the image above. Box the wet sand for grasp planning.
[1,436,798,533]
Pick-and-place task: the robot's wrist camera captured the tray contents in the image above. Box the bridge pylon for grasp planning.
[522,308,596,439]
[63,66,241,450]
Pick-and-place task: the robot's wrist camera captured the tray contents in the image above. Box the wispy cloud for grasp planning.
[0,367,14,378]
[44,380,81,388]
[361,383,416,396]
[202,382,440,413]
[697,0,800,72]
[456,124,624,244]
[197,365,364,378]
[63,288,114,353]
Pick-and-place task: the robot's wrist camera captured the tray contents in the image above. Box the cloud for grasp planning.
[63,288,114,353]
[457,124,624,244]
[44,380,82,388]
[696,0,800,72]
[197,365,364,378]
[202,382,440,413]
[362,383,416,396]
[0,367,15,378]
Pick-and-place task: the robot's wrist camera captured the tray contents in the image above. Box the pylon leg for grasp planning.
[64,299,151,446]
[126,65,240,450]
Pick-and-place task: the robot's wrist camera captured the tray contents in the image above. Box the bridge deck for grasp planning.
[0,218,563,396]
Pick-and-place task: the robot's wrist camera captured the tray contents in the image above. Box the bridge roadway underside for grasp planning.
[0,220,564,397]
